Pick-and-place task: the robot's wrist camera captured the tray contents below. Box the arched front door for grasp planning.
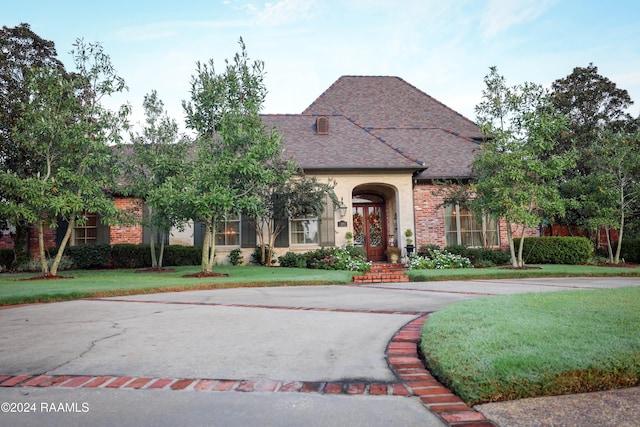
[353,194,386,261]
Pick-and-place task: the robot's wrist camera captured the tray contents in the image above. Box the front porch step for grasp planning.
[353,263,410,284]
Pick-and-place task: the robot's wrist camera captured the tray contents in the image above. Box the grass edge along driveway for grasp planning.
[420,286,640,406]
[1,263,639,306]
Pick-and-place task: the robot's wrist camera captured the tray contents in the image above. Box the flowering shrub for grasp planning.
[307,247,371,272]
[408,249,472,270]
[278,247,371,272]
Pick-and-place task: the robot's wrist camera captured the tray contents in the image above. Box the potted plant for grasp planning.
[345,231,353,247]
[386,246,401,263]
[405,229,414,254]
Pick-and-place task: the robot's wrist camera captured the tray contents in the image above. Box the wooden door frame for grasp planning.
[353,201,387,261]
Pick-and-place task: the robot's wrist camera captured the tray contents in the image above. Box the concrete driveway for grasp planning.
[1,277,639,426]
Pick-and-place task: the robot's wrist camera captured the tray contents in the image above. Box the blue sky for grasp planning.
[5,0,640,132]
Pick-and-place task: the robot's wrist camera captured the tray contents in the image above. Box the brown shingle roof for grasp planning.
[370,127,480,179]
[261,114,422,171]
[303,76,483,140]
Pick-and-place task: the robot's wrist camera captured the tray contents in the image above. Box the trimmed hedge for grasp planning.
[515,237,592,265]
[444,245,511,267]
[163,245,201,266]
[66,243,112,269]
[0,249,14,270]
[111,244,201,268]
[620,239,640,263]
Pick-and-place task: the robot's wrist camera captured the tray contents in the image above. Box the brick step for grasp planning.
[353,264,410,283]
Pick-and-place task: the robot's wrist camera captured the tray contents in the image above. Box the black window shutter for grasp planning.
[241,216,257,248]
[320,194,335,246]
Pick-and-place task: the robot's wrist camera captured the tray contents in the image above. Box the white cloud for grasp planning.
[248,0,315,26]
[481,0,556,39]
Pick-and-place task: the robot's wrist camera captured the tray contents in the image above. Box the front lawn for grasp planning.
[0,265,355,306]
[420,286,640,405]
[407,263,640,281]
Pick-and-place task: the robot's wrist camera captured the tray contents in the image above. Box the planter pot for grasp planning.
[406,245,414,255]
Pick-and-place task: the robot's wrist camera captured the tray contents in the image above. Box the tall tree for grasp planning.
[125,91,188,269]
[177,38,281,275]
[4,39,129,276]
[473,67,574,267]
[585,131,640,263]
[0,23,65,265]
[551,64,637,241]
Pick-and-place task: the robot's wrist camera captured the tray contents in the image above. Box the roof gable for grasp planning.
[303,76,482,140]
[261,114,422,171]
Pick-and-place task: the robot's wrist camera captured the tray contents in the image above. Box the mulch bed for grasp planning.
[135,268,177,273]
[182,272,229,278]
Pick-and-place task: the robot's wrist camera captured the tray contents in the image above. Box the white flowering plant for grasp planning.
[408,249,473,270]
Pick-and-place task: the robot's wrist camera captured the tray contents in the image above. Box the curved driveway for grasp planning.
[1,277,638,426]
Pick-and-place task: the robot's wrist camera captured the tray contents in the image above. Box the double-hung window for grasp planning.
[290,217,319,245]
[215,214,240,246]
[73,213,98,246]
[445,204,499,247]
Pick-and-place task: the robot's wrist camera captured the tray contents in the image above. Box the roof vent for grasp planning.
[316,116,329,135]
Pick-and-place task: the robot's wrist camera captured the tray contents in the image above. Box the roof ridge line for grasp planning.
[395,76,479,127]
[347,118,425,167]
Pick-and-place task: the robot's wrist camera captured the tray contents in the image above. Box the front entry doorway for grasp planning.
[353,194,387,261]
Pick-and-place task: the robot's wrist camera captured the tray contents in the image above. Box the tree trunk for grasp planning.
[614,201,625,264]
[201,218,212,273]
[38,220,49,275]
[158,231,166,268]
[50,217,75,277]
[506,221,518,268]
[150,235,158,268]
[517,228,525,267]
[605,226,614,263]
[149,207,158,268]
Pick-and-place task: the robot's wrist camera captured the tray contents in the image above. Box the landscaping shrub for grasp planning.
[0,249,13,270]
[65,243,112,269]
[444,245,511,267]
[408,249,472,270]
[620,239,640,263]
[278,251,307,268]
[515,237,592,264]
[163,245,201,266]
[111,244,152,268]
[305,247,371,272]
[251,245,275,265]
[228,248,244,266]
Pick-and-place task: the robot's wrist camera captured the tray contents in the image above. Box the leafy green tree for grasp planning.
[584,131,640,263]
[0,23,66,265]
[125,91,188,269]
[4,39,129,276]
[176,38,281,274]
[551,64,637,240]
[252,159,337,266]
[473,67,574,267]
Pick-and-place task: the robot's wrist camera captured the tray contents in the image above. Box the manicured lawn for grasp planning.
[408,263,640,281]
[420,286,640,405]
[0,265,355,306]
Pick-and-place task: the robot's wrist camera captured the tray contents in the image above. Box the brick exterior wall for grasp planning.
[412,181,538,251]
[3,197,144,260]
[29,224,58,257]
[0,233,14,250]
[109,198,144,245]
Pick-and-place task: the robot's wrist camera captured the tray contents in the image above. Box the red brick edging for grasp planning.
[386,314,496,426]
[0,312,495,426]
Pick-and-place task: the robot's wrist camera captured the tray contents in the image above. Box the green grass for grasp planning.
[420,286,640,405]
[0,265,355,306]
[408,263,640,281]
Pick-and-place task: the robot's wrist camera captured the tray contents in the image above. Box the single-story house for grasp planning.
[2,76,539,263]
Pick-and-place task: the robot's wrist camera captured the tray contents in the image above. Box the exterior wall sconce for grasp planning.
[338,198,348,218]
